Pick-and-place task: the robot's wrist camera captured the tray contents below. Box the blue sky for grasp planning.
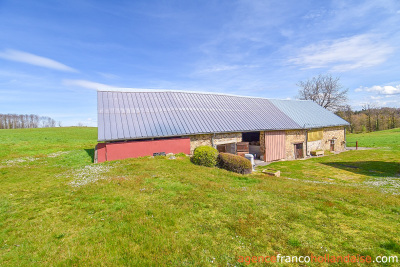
[1,0,399,126]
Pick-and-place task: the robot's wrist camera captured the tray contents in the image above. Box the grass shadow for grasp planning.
[322,161,400,178]
[85,148,95,163]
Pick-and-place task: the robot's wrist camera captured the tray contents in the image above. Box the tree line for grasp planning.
[336,105,399,133]
[0,114,57,129]
[297,74,399,134]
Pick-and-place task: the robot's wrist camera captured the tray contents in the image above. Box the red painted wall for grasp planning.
[96,138,191,163]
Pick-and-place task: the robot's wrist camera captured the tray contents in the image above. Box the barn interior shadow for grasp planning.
[85,148,95,163]
[322,161,400,178]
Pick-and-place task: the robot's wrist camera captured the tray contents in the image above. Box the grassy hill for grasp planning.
[0,127,399,265]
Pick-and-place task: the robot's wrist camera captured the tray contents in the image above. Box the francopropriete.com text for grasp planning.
[238,254,398,264]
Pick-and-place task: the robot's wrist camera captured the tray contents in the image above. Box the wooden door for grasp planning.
[216,144,226,153]
[294,143,303,159]
[264,131,286,162]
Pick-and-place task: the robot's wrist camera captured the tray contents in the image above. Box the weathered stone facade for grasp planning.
[188,134,212,154]
[321,126,346,152]
[188,126,345,158]
[188,132,242,154]
[285,129,306,160]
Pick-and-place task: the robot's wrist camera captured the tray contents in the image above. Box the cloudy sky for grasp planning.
[1,0,399,126]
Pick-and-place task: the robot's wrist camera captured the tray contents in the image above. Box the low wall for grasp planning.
[96,138,191,163]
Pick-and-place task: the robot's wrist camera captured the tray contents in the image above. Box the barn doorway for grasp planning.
[242,132,261,159]
[264,131,286,162]
[294,143,304,159]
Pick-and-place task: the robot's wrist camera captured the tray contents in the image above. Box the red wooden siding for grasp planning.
[96,138,190,163]
[264,131,286,162]
[96,143,107,163]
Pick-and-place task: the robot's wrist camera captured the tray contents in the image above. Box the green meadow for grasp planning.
[0,127,399,266]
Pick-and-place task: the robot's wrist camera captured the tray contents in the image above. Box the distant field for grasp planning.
[0,127,399,266]
[346,128,400,150]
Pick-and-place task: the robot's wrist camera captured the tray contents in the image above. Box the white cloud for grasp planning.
[289,34,394,71]
[196,64,258,74]
[0,49,77,72]
[370,95,383,100]
[63,79,117,90]
[356,84,400,95]
[350,96,400,109]
[302,8,328,20]
[97,72,119,79]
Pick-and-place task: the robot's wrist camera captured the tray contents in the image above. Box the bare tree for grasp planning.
[297,74,348,111]
[0,114,57,129]
[362,103,375,132]
[336,105,355,133]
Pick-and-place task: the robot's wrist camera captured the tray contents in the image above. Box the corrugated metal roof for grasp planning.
[98,90,348,141]
[269,99,349,129]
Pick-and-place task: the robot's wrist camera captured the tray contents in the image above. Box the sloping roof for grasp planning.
[268,99,349,129]
[98,90,349,142]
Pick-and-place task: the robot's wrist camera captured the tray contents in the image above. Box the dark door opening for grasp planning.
[242,132,260,143]
[294,143,304,159]
[242,132,261,159]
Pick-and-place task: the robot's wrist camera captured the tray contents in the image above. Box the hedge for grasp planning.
[217,153,252,174]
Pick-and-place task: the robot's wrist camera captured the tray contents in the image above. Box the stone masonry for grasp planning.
[188,126,345,158]
[188,132,242,154]
[321,126,346,152]
[285,129,306,160]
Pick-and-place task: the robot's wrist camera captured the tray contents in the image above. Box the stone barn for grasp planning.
[95,89,349,163]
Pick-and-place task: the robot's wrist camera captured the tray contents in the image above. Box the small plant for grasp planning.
[191,146,218,167]
[217,153,252,174]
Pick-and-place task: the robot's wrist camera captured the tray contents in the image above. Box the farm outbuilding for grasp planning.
[95,89,349,163]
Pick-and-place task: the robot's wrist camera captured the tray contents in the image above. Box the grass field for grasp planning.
[346,128,400,150]
[0,127,399,266]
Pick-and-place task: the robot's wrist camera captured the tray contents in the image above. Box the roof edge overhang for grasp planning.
[97,124,348,142]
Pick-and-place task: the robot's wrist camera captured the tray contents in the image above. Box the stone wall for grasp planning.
[259,131,265,155]
[321,126,346,152]
[188,132,242,154]
[285,129,306,160]
[188,134,212,154]
[187,126,345,156]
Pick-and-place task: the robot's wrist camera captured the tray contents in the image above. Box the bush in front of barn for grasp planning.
[217,153,252,174]
[191,146,219,167]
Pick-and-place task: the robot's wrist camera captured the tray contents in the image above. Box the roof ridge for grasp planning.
[98,88,311,102]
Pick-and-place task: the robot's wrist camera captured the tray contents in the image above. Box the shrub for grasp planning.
[174,152,187,157]
[191,146,218,167]
[217,153,252,174]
